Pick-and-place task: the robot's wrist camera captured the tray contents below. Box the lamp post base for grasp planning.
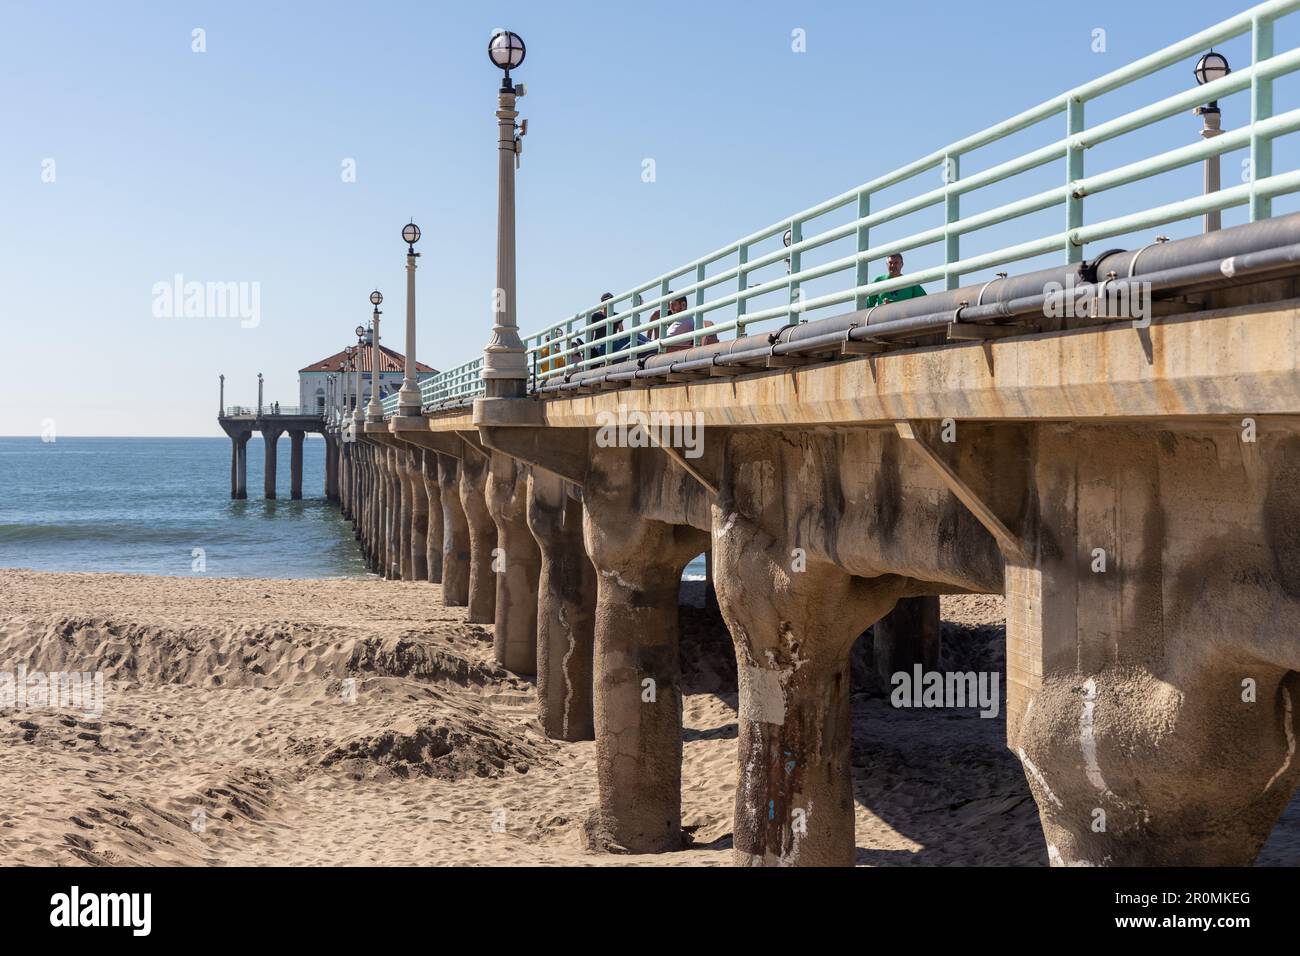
[397,382,423,416]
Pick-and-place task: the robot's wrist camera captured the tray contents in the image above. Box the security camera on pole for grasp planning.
[482,29,529,399]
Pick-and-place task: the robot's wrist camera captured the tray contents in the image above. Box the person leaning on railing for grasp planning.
[662,295,718,352]
[863,253,927,308]
[539,328,565,374]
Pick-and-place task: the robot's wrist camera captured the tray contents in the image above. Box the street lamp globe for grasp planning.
[370,290,383,307]
[354,325,366,339]
[488,30,526,73]
[783,228,792,248]
[402,221,421,247]
[1194,50,1230,86]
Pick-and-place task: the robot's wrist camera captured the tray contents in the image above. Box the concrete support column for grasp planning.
[377,447,384,574]
[364,445,378,565]
[339,442,351,518]
[324,432,339,501]
[1009,424,1300,866]
[396,447,416,581]
[872,595,941,688]
[289,430,305,500]
[229,431,250,500]
[263,428,282,500]
[486,451,541,675]
[370,447,381,565]
[422,450,444,584]
[712,433,909,866]
[389,448,403,579]
[458,445,497,624]
[437,453,470,606]
[382,448,398,578]
[407,448,429,583]
[582,445,709,853]
[527,470,596,741]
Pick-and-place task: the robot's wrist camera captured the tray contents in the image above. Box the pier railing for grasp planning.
[380,0,1300,418]
[222,405,320,418]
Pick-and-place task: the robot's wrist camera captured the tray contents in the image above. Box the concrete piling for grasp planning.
[458,444,497,624]
[527,469,596,741]
[486,451,541,675]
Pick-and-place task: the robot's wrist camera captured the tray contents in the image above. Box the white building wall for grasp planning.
[299,369,408,415]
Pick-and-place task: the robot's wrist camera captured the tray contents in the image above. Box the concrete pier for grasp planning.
[301,235,1300,869]
[218,409,326,502]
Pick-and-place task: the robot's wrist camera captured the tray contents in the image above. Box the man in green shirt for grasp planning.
[863,253,927,308]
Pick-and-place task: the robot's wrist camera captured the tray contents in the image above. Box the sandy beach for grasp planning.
[1,568,1296,866]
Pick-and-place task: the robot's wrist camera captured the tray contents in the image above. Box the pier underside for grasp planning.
[325,278,1300,866]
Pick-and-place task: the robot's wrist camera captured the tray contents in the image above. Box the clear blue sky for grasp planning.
[0,0,1289,436]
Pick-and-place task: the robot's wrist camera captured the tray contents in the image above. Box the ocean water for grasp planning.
[0,436,708,582]
[0,436,368,579]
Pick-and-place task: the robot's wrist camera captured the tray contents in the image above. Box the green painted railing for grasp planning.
[383,0,1300,416]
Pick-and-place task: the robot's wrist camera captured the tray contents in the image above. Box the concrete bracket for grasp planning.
[479,426,589,484]
[894,420,1027,563]
[457,430,490,460]
[388,425,464,458]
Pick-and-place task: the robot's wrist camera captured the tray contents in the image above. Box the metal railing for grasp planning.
[381,0,1300,416]
[223,405,320,418]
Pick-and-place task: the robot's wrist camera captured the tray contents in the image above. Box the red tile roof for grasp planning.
[299,345,436,374]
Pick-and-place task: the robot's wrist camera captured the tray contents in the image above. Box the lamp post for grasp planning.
[219,373,224,416]
[366,291,385,423]
[343,346,354,417]
[352,326,366,427]
[398,221,423,415]
[482,29,529,398]
[1195,50,1230,233]
[257,372,264,417]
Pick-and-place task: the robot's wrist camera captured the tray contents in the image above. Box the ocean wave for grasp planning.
[0,521,213,546]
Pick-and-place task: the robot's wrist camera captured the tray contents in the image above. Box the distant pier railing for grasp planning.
[222,405,321,418]
[380,0,1300,418]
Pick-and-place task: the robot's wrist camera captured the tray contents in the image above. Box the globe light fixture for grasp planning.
[402,220,421,252]
[488,29,526,87]
[370,290,383,307]
[1194,50,1230,89]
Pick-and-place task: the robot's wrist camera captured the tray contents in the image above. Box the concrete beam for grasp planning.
[479,426,589,484]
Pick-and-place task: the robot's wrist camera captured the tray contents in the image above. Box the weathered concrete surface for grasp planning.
[582,442,711,853]
[1007,422,1300,866]
[527,469,596,741]
[395,447,414,581]
[486,451,541,674]
[407,448,429,583]
[323,290,1300,868]
[458,443,497,624]
[437,452,470,605]
[421,450,443,584]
